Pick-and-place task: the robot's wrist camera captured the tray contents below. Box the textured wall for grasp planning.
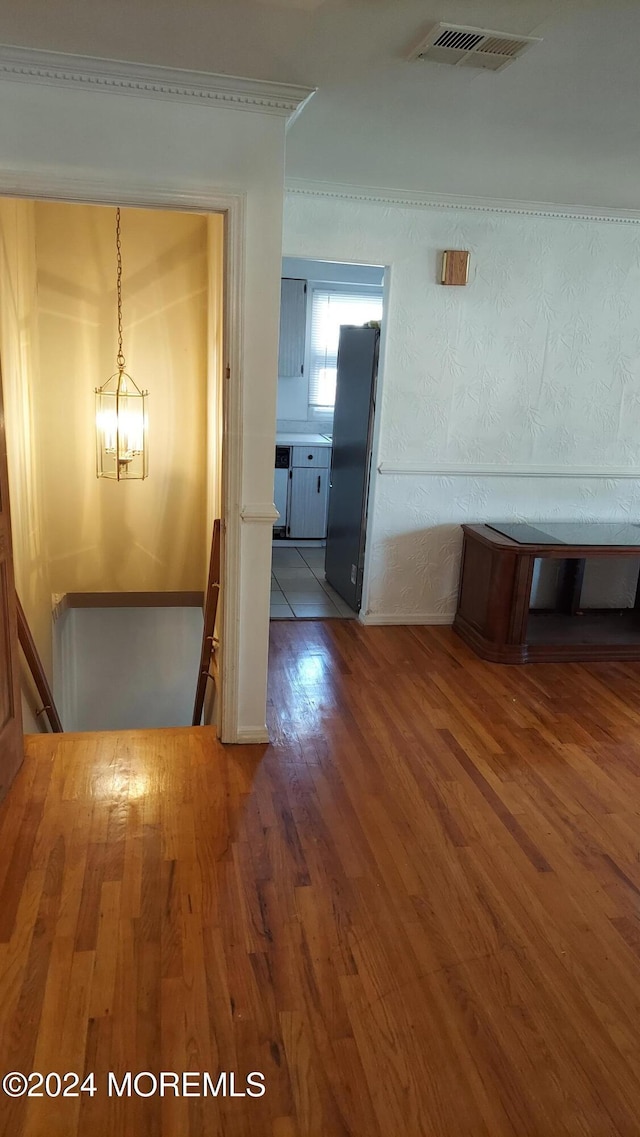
[284,190,640,621]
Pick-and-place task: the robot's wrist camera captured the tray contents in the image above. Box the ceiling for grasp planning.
[1,0,640,207]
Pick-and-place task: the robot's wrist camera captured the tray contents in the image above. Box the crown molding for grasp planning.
[378,462,640,479]
[286,178,640,225]
[0,43,315,121]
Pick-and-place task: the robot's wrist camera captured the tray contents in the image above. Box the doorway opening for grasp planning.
[272,256,385,621]
[0,196,225,733]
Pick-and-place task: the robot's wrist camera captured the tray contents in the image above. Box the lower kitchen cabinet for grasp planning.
[288,467,330,538]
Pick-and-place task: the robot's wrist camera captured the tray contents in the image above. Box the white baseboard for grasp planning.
[359,612,455,626]
[233,727,270,743]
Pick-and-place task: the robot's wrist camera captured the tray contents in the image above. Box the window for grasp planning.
[308,287,383,410]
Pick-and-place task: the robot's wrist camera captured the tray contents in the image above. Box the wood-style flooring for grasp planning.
[2,621,640,1135]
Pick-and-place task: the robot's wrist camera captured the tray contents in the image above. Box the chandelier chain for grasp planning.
[116,207,125,371]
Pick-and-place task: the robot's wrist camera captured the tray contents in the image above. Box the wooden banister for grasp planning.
[192,519,221,727]
[16,595,63,733]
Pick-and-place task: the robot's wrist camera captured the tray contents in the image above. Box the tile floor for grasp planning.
[270,546,356,619]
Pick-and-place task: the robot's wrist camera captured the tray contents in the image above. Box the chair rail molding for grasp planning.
[377,462,640,480]
[0,43,315,121]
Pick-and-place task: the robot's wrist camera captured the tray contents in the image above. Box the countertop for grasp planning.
[276,433,332,446]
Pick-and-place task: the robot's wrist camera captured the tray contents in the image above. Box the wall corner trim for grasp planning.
[286,178,640,225]
[0,43,316,119]
[51,593,69,623]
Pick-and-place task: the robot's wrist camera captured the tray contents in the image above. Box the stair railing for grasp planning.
[16,594,63,733]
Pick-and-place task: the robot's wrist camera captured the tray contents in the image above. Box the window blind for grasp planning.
[308,288,383,409]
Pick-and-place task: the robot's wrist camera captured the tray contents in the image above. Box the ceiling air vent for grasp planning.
[408,23,542,72]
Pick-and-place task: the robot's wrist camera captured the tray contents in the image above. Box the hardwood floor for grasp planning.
[3,622,640,1134]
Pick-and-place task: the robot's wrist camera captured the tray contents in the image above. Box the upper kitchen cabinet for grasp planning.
[278,278,307,378]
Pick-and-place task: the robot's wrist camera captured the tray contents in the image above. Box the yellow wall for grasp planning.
[34,202,209,593]
[0,198,52,731]
[1,200,218,732]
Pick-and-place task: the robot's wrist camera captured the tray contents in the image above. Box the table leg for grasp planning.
[557,558,586,615]
[633,562,640,610]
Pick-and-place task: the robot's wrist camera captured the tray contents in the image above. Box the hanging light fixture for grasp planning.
[95,207,148,480]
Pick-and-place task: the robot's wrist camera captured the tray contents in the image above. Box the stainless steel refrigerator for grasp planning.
[325,325,380,612]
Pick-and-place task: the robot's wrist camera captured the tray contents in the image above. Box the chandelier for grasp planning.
[95,207,148,480]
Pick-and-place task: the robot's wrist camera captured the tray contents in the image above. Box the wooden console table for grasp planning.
[453,521,640,663]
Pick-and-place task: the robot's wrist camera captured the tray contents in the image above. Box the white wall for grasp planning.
[284,189,640,622]
[54,606,203,731]
[0,198,52,730]
[0,75,287,739]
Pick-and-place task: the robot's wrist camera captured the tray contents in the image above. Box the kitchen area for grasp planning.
[272,256,384,620]
[274,434,332,543]
[272,431,351,619]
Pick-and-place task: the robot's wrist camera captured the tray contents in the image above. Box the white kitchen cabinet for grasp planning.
[278,278,307,378]
[288,467,330,539]
[291,445,331,469]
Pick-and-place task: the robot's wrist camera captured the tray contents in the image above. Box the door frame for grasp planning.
[280,251,390,621]
[0,170,245,741]
[357,264,391,622]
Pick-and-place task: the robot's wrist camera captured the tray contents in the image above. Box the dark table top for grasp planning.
[486,522,640,547]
